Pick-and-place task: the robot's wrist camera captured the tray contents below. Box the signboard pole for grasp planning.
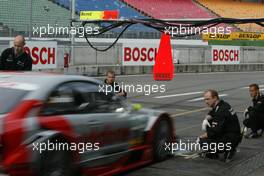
[29,0,32,40]
[70,0,76,65]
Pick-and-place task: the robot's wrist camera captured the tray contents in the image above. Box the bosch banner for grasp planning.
[211,45,240,65]
[122,43,159,66]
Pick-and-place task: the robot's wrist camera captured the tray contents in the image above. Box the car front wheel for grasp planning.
[38,140,75,176]
[153,119,172,161]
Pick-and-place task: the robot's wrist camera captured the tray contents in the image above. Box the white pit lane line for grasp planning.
[171,107,210,118]
[154,91,203,99]
[187,94,228,102]
[240,85,264,89]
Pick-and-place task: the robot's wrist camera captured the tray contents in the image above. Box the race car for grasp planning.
[0,72,175,176]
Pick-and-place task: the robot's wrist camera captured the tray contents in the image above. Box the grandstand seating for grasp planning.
[197,0,264,32]
[4,0,261,37]
[54,0,146,19]
[122,0,236,33]
[0,0,72,35]
[53,0,151,31]
[122,0,216,19]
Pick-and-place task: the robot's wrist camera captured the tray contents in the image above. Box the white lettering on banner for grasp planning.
[10,41,57,69]
[211,45,240,65]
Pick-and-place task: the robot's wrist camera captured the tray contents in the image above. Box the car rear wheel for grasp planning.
[39,140,75,176]
[153,119,172,161]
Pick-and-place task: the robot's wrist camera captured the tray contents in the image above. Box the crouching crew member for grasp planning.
[199,90,241,161]
[243,84,264,138]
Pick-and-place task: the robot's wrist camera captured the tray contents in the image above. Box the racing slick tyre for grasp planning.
[38,139,76,176]
[153,119,172,162]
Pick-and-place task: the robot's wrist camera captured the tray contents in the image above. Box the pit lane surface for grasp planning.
[116,71,264,176]
[1,71,264,176]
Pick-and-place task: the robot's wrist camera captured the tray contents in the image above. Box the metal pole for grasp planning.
[204,48,207,64]
[29,0,32,39]
[54,19,57,38]
[188,48,190,64]
[71,0,76,65]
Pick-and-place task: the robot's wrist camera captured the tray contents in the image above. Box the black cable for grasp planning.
[83,23,133,52]
[82,21,130,35]
[256,22,264,27]
[74,17,264,52]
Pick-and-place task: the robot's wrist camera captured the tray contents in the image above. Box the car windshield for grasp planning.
[0,88,29,114]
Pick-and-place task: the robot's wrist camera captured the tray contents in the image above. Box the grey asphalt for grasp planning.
[115,71,264,176]
[1,71,264,176]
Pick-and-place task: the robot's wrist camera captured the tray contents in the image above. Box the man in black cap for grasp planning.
[0,35,32,71]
